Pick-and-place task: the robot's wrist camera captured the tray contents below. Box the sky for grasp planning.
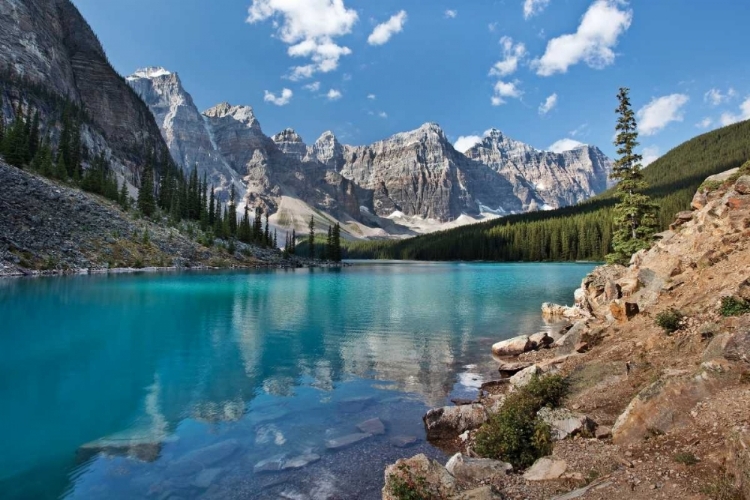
[72,0,750,163]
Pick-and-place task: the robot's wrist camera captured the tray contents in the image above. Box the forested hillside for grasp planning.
[345,119,750,261]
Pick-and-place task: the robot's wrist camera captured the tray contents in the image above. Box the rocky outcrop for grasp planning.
[423,404,488,441]
[383,454,458,500]
[0,0,167,171]
[445,453,513,483]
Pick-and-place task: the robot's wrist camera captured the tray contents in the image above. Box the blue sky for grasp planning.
[72,0,750,163]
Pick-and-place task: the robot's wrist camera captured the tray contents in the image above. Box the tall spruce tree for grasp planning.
[308,216,315,258]
[228,185,238,236]
[332,223,342,262]
[325,225,333,261]
[608,88,659,264]
[291,229,297,254]
[264,212,270,246]
[208,187,216,226]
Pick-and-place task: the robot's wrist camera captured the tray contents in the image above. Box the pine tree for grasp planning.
[137,154,157,217]
[332,223,342,262]
[27,110,40,162]
[228,185,238,236]
[70,118,81,180]
[324,225,333,261]
[264,212,270,246]
[119,179,129,211]
[291,229,297,254]
[208,187,216,225]
[608,88,659,264]
[253,206,263,242]
[308,215,315,258]
[273,229,278,249]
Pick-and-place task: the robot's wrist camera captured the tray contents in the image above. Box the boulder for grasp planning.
[552,321,588,355]
[735,175,750,195]
[595,425,612,440]
[692,190,708,210]
[325,433,371,450]
[612,374,718,446]
[192,467,223,488]
[609,300,639,323]
[670,211,694,229]
[484,394,506,413]
[523,458,568,481]
[357,418,386,435]
[703,332,731,361]
[492,336,533,357]
[282,453,320,470]
[383,454,458,500]
[738,279,750,302]
[497,359,533,377]
[423,404,487,441]
[724,330,750,364]
[253,455,286,473]
[509,364,542,388]
[445,453,512,483]
[542,303,587,319]
[529,332,554,349]
[537,408,597,440]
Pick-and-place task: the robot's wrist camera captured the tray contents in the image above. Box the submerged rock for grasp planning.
[192,468,223,488]
[282,453,321,470]
[423,404,487,441]
[357,418,386,435]
[390,435,419,448]
[325,433,371,450]
[166,439,239,477]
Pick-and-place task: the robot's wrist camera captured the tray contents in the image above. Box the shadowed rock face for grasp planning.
[0,0,167,167]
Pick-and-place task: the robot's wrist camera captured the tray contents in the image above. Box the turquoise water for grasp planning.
[0,262,593,499]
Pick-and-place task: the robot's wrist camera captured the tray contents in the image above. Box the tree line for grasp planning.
[345,110,750,262]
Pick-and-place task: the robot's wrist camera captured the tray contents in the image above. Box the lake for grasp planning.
[0,262,594,499]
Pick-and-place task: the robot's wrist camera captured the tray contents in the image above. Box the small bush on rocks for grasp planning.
[474,374,569,468]
[673,452,699,466]
[388,464,431,500]
[655,308,684,334]
[720,296,750,317]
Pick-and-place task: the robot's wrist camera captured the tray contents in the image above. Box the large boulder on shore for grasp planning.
[523,457,568,481]
[492,335,533,357]
[423,404,487,441]
[383,454,458,500]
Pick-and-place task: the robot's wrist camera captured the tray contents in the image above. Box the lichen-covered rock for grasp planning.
[423,405,488,441]
[383,454,458,500]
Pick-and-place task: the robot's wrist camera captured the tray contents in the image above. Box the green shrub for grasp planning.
[474,374,569,468]
[673,452,699,465]
[655,308,684,334]
[387,464,431,500]
[720,296,750,317]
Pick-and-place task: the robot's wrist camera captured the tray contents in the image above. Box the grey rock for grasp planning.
[253,455,286,473]
[192,468,223,488]
[509,364,542,388]
[537,407,597,440]
[165,439,239,477]
[356,417,386,435]
[523,457,568,481]
[281,453,321,470]
[390,435,419,448]
[491,335,533,357]
[325,433,371,450]
[445,453,513,482]
[423,404,487,441]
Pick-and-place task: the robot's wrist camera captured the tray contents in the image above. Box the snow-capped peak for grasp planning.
[127,67,173,81]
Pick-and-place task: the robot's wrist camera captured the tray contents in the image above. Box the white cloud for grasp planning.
[488,22,498,32]
[637,94,689,136]
[326,89,343,101]
[548,138,584,153]
[367,94,376,100]
[491,80,523,106]
[538,93,558,115]
[368,10,408,46]
[705,87,736,106]
[455,135,483,153]
[569,123,588,137]
[696,117,713,129]
[720,97,750,126]
[490,36,527,77]
[524,0,551,19]
[303,81,321,92]
[533,0,632,76]
[378,111,388,118]
[642,146,660,166]
[247,0,358,79]
[445,9,458,19]
[264,88,294,106]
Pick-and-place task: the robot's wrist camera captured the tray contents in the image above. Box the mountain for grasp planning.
[0,0,167,175]
[127,68,614,238]
[345,118,750,261]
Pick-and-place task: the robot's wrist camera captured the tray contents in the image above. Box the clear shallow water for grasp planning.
[0,262,594,499]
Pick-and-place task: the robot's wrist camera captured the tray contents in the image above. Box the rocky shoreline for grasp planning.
[382,169,750,499]
[0,161,340,278]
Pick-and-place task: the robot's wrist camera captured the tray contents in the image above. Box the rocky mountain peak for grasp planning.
[126,67,174,81]
[272,129,307,160]
[203,103,261,131]
[272,128,305,144]
[309,131,344,170]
